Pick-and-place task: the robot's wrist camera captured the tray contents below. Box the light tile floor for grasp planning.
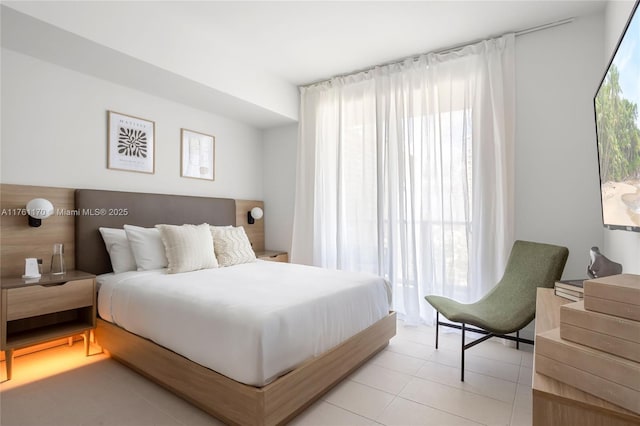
[0,322,533,426]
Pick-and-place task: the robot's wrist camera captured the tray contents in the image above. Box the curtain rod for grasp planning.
[299,17,574,88]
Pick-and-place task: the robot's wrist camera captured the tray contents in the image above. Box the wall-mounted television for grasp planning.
[594,0,640,232]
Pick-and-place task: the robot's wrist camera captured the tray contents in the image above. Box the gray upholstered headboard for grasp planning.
[75,189,236,275]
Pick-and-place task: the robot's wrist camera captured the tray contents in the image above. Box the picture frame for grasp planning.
[181,128,215,181]
[107,111,155,174]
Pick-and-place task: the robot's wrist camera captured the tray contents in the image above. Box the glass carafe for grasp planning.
[50,243,65,275]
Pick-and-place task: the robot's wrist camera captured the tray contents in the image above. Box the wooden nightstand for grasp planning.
[0,270,96,380]
[256,250,289,263]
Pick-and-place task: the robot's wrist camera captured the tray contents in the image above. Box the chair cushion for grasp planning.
[426,295,523,334]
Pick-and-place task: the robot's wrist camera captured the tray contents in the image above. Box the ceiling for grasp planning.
[2,1,607,128]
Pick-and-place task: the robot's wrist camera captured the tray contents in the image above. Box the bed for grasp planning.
[75,189,396,425]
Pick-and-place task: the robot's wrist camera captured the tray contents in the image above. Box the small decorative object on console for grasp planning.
[587,246,622,278]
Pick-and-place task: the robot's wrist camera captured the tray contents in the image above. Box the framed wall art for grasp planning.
[181,128,215,181]
[107,111,155,174]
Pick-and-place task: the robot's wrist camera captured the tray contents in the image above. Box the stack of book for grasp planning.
[535,274,640,415]
[554,279,584,301]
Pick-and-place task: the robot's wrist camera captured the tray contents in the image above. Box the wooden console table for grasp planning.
[532,288,640,426]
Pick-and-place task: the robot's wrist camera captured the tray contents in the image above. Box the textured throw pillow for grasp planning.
[99,227,137,274]
[211,226,256,267]
[156,223,218,274]
[124,225,169,271]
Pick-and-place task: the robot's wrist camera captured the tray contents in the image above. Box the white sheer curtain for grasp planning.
[292,35,515,324]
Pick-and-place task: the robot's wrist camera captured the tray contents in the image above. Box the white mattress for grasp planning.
[97,260,391,386]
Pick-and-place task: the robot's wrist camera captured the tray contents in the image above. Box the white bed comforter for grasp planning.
[98,260,391,386]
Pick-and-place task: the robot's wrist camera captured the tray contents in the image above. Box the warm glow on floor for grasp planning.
[0,342,108,391]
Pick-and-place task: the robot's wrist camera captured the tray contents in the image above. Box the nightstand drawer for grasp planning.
[6,279,94,321]
[259,253,289,263]
[269,253,288,263]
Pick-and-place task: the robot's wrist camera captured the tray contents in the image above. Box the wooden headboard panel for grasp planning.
[235,199,265,253]
[0,184,76,278]
[75,189,237,275]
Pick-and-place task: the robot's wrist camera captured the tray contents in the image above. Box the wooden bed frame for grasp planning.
[96,314,395,425]
[74,189,397,425]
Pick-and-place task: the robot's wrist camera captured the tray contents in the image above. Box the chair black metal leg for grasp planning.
[434,319,534,382]
[435,312,439,349]
[461,323,465,382]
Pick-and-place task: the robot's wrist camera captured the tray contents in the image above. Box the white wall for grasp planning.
[602,0,640,274]
[1,48,263,200]
[262,124,298,252]
[514,12,605,279]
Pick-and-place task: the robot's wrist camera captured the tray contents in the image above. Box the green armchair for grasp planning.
[425,240,569,381]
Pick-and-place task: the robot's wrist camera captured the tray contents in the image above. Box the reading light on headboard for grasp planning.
[26,198,54,227]
[247,207,263,225]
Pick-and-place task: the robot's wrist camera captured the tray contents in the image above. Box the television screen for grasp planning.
[594,0,640,232]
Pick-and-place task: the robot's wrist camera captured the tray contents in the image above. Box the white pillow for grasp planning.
[211,226,256,267]
[156,223,218,274]
[98,227,137,274]
[123,225,169,271]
